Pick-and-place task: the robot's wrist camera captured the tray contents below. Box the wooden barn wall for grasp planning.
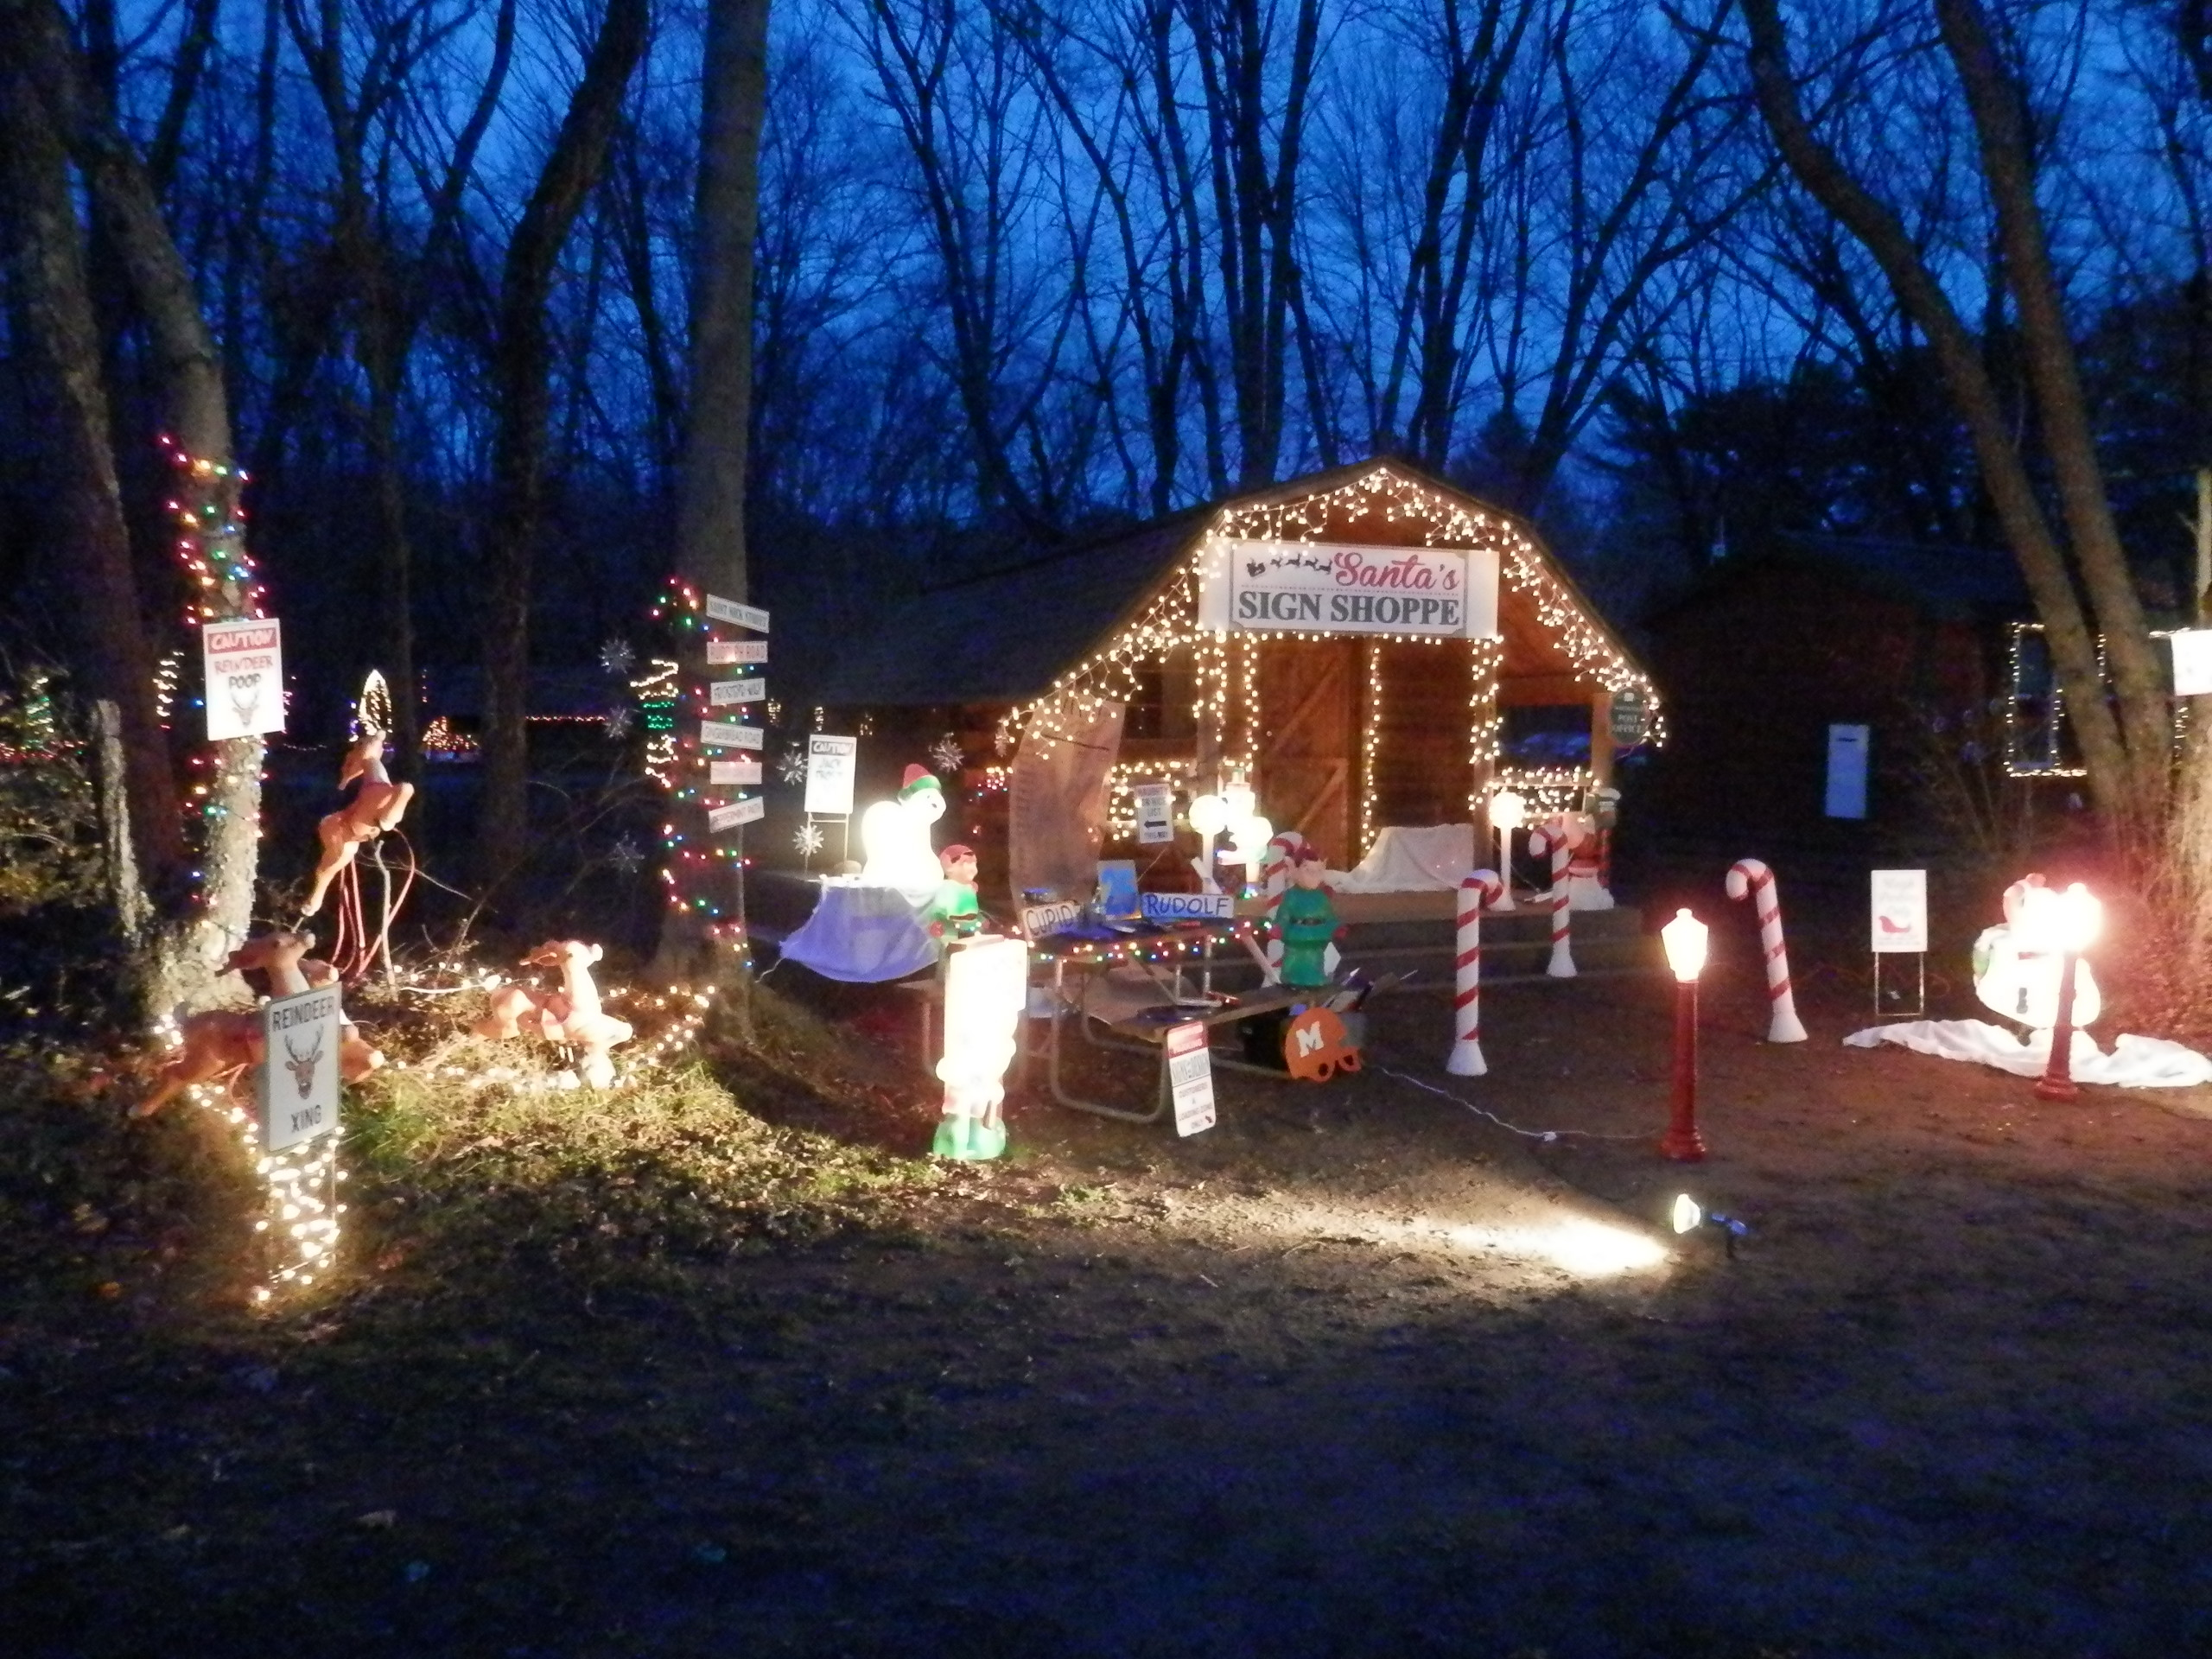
[1639,567,1997,848]
[1255,639,1356,860]
[1373,640,1472,832]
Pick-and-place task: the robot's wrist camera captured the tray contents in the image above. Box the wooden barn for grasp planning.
[791,461,1659,897]
[1636,535,2066,849]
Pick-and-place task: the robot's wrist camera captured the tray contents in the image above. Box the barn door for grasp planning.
[1255,639,1355,865]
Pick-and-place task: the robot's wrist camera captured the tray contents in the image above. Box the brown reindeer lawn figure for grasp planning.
[473,940,632,1088]
[302,734,415,918]
[136,931,386,1119]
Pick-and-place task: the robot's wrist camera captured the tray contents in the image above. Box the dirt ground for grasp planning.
[7,909,2212,1657]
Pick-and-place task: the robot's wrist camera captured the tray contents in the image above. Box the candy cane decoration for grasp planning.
[1447,869,1507,1076]
[1726,858,1808,1043]
[1528,818,1576,978]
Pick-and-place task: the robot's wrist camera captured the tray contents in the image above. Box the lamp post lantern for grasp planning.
[1659,907,1709,1161]
[2034,882,2102,1103]
[1489,789,1525,911]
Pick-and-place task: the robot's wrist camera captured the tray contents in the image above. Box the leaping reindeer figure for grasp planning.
[302,733,414,918]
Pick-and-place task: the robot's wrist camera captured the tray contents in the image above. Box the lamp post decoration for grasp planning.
[2031,880,2102,1103]
[1725,859,1808,1044]
[1488,789,1524,911]
[1660,907,1709,1162]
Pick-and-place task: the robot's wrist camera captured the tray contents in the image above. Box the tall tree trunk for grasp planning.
[678,0,772,603]
[1740,0,2139,839]
[478,0,651,874]
[12,0,260,1011]
[0,17,184,941]
[658,0,771,976]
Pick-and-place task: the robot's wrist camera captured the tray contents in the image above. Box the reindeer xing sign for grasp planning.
[260,985,342,1152]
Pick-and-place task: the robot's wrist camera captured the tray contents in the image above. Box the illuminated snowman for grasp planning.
[859,765,950,907]
[1973,874,2102,1031]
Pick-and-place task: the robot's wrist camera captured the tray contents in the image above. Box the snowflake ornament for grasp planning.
[778,747,810,785]
[929,734,964,774]
[794,822,825,857]
[602,705,636,739]
[608,835,645,875]
[599,638,637,677]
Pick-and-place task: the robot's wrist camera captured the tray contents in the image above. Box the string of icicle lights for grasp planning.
[993,465,1662,775]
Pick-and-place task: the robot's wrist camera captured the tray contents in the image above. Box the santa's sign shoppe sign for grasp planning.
[1198,539,1499,640]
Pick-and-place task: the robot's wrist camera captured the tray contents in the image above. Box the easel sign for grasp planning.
[804,735,858,817]
[1166,1021,1216,1136]
[1871,868,1927,1020]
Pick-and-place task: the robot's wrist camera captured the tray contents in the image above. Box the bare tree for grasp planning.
[1741,0,2165,846]
[16,0,268,1007]
[478,0,652,869]
[286,0,519,779]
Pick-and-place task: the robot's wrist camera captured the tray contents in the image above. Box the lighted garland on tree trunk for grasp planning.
[644,577,752,954]
[158,435,269,957]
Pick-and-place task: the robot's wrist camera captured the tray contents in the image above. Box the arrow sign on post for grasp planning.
[700,720,763,750]
[702,594,770,632]
[708,798,766,832]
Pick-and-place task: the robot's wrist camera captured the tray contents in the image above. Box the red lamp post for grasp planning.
[2033,882,2102,1103]
[1659,907,1709,1161]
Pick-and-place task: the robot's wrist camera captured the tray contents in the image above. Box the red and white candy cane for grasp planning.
[1527,818,1576,978]
[1726,858,1808,1043]
[1447,869,1507,1076]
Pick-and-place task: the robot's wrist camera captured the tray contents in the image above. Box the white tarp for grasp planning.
[1329,823,1475,893]
[1843,1020,2212,1089]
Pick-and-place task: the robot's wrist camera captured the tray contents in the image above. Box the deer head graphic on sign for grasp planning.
[283,1030,324,1097]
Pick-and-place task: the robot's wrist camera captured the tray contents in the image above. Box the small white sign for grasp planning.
[804,735,859,817]
[710,759,762,786]
[706,639,767,665]
[703,594,770,632]
[708,797,765,831]
[2171,629,2212,696]
[700,720,763,750]
[1133,781,1174,844]
[1166,1022,1217,1137]
[201,617,286,741]
[1020,899,1083,939]
[260,984,341,1152]
[1141,890,1235,924]
[709,677,767,706]
[1825,723,1870,820]
[1872,868,1929,954]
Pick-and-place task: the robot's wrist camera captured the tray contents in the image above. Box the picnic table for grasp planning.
[1027,923,1317,1124]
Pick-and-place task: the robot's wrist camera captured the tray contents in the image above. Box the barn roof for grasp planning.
[799,459,1643,709]
[1653,534,2033,626]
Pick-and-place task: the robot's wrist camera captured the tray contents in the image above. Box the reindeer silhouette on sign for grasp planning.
[283,1029,324,1097]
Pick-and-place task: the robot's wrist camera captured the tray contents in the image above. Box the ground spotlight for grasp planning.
[1670,1194,1750,1258]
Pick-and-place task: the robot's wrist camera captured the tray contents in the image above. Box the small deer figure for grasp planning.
[302,734,415,917]
[232,928,385,1083]
[472,940,632,1088]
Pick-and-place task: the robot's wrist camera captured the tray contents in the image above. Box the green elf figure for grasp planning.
[1272,847,1344,988]
[926,843,984,939]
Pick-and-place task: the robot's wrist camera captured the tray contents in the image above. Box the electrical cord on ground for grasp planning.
[1375,1063,1648,1143]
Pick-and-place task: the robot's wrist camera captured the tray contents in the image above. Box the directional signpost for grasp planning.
[700,594,768,961]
